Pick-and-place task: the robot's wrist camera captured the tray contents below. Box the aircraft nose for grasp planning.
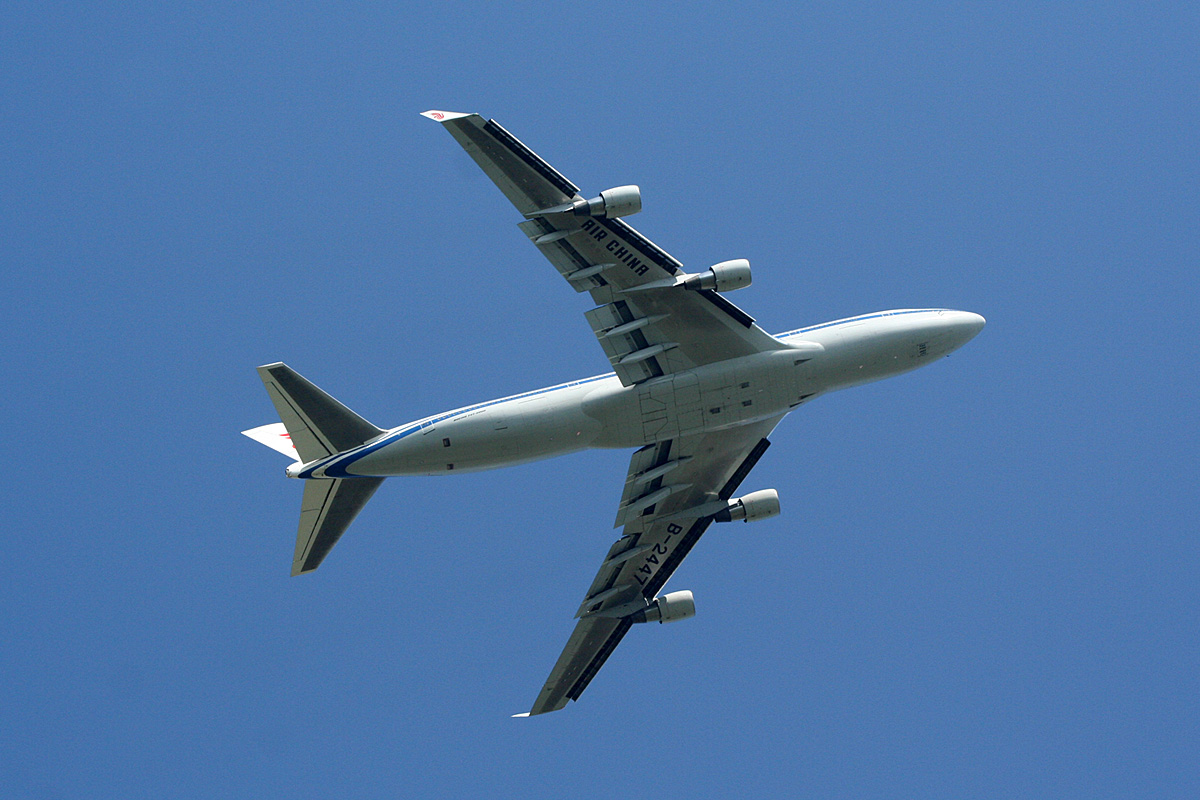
[945,310,986,347]
[961,311,986,336]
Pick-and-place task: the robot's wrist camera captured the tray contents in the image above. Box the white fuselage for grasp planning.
[297,309,984,479]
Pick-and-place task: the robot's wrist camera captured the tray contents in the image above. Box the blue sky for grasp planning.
[3,2,1197,797]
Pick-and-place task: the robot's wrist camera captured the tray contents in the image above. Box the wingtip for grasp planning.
[421,109,473,123]
[511,712,531,718]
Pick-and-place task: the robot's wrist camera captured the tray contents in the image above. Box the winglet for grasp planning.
[511,712,531,718]
[421,110,474,123]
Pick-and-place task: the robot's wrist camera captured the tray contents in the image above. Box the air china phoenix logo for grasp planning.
[430,112,445,121]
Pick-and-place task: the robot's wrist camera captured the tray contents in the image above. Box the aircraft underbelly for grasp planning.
[588,350,803,447]
[818,320,954,389]
[349,392,603,476]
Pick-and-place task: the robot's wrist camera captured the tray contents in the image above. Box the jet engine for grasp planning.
[681,259,752,292]
[715,489,780,523]
[568,185,642,218]
[628,590,696,624]
[531,185,642,219]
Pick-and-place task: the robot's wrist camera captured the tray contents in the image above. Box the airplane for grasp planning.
[243,110,986,716]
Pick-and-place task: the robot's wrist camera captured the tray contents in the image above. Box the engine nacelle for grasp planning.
[682,259,752,292]
[715,489,780,523]
[629,590,696,624]
[573,185,642,219]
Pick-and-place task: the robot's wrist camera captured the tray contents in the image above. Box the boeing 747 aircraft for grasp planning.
[243,111,985,716]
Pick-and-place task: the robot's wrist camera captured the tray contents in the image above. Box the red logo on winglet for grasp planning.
[431,112,445,121]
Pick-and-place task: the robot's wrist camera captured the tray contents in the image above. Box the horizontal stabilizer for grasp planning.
[293,476,384,575]
[256,363,383,463]
[250,363,389,575]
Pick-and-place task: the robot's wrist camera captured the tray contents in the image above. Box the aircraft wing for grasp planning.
[519,413,784,716]
[423,111,789,386]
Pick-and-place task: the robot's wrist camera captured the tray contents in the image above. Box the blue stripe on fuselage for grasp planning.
[302,372,613,479]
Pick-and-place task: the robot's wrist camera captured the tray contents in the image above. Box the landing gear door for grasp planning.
[672,372,703,435]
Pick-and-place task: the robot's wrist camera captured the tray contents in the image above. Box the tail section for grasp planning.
[244,362,387,576]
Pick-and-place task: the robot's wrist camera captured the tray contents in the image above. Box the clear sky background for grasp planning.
[3,2,1197,797]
